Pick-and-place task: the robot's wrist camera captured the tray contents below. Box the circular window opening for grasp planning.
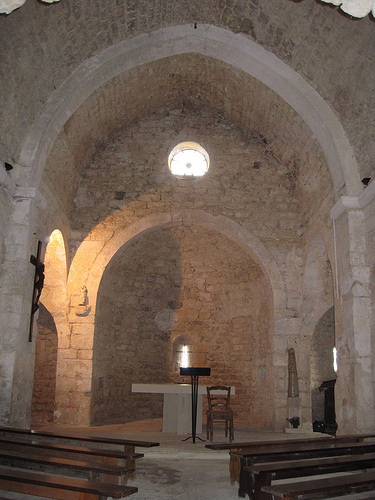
[168,141,209,179]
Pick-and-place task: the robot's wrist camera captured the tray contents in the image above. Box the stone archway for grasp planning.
[31,229,67,425]
[300,234,335,429]
[310,306,336,427]
[56,210,285,426]
[19,25,360,197]
[90,224,274,428]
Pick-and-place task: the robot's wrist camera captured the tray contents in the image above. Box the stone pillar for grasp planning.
[0,186,46,427]
[54,283,94,426]
[273,315,302,432]
[331,195,375,434]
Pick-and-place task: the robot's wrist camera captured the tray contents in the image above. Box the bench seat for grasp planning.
[248,452,375,500]
[0,466,137,499]
[0,436,144,462]
[230,441,375,497]
[204,434,375,451]
[261,469,375,499]
[0,426,159,450]
[0,448,134,480]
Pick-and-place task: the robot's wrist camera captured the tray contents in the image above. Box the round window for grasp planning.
[168,141,209,178]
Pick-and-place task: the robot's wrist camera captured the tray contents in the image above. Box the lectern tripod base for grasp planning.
[180,367,211,444]
[182,435,206,443]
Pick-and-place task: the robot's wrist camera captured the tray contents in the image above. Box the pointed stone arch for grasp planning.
[18,25,360,197]
[301,234,335,429]
[31,229,67,425]
[60,210,286,425]
[69,210,286,316]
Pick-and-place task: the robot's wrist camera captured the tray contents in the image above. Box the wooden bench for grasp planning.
[0,436,144,464]
[261,469,375,499]
[0,426,160,452]
[0,428,157,499]
[204,433,375,451]
[0,447,135,481]
[229,440,375,497]
[248,452,375,500]
[0,465,138,499]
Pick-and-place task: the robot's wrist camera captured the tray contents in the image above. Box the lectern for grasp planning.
[180,367,211,443]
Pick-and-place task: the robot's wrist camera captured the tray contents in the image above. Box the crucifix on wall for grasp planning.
[29,240,45,342]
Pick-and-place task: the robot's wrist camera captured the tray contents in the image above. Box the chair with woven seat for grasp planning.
[206,385,234,442]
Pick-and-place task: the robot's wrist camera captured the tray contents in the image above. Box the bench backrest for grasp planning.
[250,451,375,473]
[205,433,375,450]
[0,436,144,460]
[0,426,159,448]
[231,439,375,457]
[261,469,375,499]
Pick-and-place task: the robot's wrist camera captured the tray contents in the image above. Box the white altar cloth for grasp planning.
[131,383,235,434]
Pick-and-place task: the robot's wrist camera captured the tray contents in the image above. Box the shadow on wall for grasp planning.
[310,306,336,424]
[31,303,58,426]
[91,228,182,425]
[90,224,274,428]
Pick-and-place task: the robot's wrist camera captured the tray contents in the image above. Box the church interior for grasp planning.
[1,0,375,498]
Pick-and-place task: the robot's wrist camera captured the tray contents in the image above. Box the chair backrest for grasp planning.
[207,385,231,411]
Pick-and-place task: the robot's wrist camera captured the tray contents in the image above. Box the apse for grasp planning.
[91,225,273,427]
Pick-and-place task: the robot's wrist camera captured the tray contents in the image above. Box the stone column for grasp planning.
[0,183,46,427]
[331,193,375,434]
[54,282,94,426]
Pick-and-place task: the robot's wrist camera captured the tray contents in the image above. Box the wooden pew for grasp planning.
[249,452,375,500]
[229,440,375,497]
[0,427,157,499]
[0,447,135,481]
[0,465,138,499]
[204,433,375,451]
[261,469,375,499]
[0,436,144,464]
[0,426,160,452]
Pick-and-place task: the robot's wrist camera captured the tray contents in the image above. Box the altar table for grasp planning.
[131,383,235,434]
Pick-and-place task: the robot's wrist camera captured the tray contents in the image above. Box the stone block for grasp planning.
[77,349,93,360]
[71,334,94,350]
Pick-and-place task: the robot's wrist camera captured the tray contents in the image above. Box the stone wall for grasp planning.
[310,306,336,422]
[66,104,302,428]
[0,0,374,433]
[0,183,10,269]
[31,304,58,425]
[91,225,272,426]
[69,105,302,260]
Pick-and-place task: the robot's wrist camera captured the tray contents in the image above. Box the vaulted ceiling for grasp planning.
[1,0,374,197]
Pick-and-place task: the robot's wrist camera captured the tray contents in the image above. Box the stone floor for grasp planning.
[1,420,375,499]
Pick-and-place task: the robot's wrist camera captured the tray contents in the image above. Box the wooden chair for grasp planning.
[206,385,234,442]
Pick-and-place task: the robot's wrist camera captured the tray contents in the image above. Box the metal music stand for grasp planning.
[180,367,211,443]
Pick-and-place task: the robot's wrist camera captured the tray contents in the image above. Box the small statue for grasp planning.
[75,285,91,316]
[288,347,299,397]
[79,285,88,306]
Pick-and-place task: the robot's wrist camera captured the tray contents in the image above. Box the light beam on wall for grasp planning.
[181,345,189,368]
[333,347,338,372]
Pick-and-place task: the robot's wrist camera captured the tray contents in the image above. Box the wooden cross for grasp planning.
[29,240,45,342]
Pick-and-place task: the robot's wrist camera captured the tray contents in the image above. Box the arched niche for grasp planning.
[90,224,274,428]
[301,234,335,427]
[310,306,336,424]
[31,229,67,425]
